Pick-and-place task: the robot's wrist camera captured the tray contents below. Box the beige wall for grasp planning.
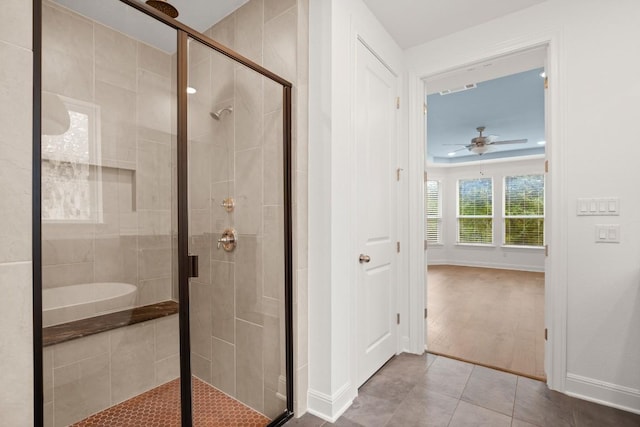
[0,0,34,425]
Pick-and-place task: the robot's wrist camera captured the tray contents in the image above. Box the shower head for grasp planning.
[146,0,179,18]
[210,106,234,121]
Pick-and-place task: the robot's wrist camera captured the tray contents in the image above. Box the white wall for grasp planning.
[428,157,546,272]
[308,0,405,421]
[407,0,640,413]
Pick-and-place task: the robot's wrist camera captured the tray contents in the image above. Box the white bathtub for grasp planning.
[43,282,137,327]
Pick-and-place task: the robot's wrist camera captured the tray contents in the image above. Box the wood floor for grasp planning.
[427,265,545,380]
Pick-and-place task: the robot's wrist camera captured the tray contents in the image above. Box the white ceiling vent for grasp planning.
[439,83,477,96]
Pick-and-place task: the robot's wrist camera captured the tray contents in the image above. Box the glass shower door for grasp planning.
[40,1,181,425]
[186,37,289,425]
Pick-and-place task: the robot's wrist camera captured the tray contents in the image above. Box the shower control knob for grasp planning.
[221,197,235,212]
[217,229,237,252]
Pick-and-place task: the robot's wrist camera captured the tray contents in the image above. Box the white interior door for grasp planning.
[356,40,398,387]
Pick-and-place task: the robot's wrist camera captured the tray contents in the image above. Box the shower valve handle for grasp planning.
[217,229,237,252]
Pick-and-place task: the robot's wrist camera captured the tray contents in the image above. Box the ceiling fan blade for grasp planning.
[489,139,528,145]
[443,143,469,146]
[444,145,472,153]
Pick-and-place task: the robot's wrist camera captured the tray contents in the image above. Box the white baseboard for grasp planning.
[427,260,544,273]
[566,373,640,415]
[307,382,354,422]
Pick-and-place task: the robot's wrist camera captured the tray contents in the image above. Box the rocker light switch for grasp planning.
[577,198,620,216]
[595,225,620,243]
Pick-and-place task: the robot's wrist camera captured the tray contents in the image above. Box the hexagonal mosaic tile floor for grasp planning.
[72,377,270,426]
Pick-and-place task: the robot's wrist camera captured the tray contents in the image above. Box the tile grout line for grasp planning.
[511,376,519,422]
[445,363,476,427]
[382,380,419,427]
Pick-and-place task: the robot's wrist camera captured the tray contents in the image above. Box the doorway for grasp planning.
[423,48,548,380]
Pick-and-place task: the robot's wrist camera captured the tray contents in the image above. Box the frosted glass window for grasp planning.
[42,99,102,222]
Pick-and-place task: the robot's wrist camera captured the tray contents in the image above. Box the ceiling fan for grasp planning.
[448,126,527,155]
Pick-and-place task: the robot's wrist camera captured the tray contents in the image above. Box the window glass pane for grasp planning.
[504,174,544,246]
[458,178,492,216]
[458,218,493,244]
[426,180,440,216]
[505,218,544,246]
[426,180,441,243]
[426,218,441,243]
[505,175,544,216]
[42,100,101,222]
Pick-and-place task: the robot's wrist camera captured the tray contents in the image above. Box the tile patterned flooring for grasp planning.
[73,377,270,426]
[286,353,640,427]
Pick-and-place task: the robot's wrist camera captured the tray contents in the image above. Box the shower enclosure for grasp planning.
[34,0,293,425]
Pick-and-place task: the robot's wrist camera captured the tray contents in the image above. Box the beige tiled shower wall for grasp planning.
[40,1,175,310]
[43,315,179,427]
[0,0,34,425]
[187,0,309,417]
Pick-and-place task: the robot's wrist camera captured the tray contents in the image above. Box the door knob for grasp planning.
[359,254,371,263]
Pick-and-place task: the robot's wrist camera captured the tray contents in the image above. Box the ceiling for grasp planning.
[53,0,248,52]
[53,0,547,165]
[426,67,546,164]
[54,0,548,52]
[361,0,546,49]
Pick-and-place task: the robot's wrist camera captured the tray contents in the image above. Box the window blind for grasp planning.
[504,175,544,246]
[425,180,441,244]
[458,178,493,244]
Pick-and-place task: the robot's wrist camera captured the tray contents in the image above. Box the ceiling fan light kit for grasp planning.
[470,145,490,155]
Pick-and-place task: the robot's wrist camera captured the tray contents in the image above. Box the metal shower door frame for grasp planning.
[32,1,295,425]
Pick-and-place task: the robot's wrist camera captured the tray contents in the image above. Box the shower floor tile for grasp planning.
[72,377,270,427]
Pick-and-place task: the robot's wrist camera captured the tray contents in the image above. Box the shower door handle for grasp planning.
[188,254,199,278]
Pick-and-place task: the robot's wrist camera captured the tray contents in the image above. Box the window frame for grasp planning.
[502,174,545,248]
[456,177,494,246]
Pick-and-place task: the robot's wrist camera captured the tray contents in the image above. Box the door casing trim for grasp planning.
[406,32,568,393]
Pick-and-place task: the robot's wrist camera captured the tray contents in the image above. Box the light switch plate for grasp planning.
[595,224,620,243]
[578,198,619,216]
